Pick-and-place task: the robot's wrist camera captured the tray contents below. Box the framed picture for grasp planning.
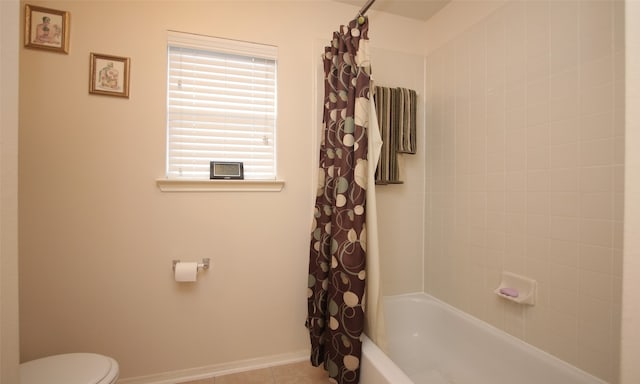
[89,53,131,98]
[24,4,70,53]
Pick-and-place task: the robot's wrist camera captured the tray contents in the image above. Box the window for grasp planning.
[166,31,277,180]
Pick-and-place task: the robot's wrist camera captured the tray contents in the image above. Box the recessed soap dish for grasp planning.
[494,271,537,305]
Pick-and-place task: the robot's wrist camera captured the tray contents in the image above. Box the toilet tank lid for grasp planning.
[21,353,119,384]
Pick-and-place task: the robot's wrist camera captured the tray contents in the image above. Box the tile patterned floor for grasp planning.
[179,361,329,384]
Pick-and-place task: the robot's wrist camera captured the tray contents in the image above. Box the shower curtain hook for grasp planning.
[357,13,366,25]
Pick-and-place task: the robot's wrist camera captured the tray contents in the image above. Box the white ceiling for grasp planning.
[333,0,451,22]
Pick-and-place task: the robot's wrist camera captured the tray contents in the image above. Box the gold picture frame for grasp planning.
[89,53,131,98]
[24,4,70,54]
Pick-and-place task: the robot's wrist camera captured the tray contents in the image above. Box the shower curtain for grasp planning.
[364,82,385,350]
[306,17,373,384]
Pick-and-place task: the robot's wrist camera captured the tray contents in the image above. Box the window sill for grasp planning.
[156,178,285,192]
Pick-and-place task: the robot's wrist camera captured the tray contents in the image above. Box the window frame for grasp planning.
[159,30,283,191]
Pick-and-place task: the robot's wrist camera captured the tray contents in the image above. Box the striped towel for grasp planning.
[373,86,417,184]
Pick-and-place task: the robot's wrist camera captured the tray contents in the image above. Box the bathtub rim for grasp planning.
[362,333,414,384]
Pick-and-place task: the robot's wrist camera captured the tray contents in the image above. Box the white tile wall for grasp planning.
[425,1,624,382]
[621,2,640,383]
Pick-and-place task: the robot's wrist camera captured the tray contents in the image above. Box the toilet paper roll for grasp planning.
[174,262,198,282]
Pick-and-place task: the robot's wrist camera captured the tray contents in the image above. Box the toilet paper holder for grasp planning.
[172,258,210,271]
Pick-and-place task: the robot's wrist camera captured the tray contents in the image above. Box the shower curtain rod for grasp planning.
[356,0,376,20]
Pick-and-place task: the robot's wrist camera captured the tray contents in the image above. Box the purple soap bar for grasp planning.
[499,287,519,298]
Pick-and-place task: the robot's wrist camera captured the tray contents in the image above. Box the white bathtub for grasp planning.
[360,293,608,384]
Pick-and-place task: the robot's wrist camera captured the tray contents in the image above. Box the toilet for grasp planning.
[20,353,119,384]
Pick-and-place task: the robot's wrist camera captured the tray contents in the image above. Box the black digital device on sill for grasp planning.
[210,161,244,180]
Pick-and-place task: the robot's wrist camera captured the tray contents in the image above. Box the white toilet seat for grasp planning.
[20,353,119,384]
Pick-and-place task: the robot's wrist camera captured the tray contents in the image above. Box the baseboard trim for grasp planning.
[117,350,309,384]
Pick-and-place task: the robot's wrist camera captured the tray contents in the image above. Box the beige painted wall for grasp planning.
[1,0,20,383]
[424,0,624,382]
[18,1,426,380]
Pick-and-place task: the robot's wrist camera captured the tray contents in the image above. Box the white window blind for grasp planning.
[166,31,277,180]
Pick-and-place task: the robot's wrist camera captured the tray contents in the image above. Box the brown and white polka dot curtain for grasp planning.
[306,17,372,384]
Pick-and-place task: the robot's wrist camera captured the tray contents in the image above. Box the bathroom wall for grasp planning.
[369,47,426,296]
[17,1,427,380]
[1,0,20,382]
[423,0,624,382]
[621,2,640,383]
